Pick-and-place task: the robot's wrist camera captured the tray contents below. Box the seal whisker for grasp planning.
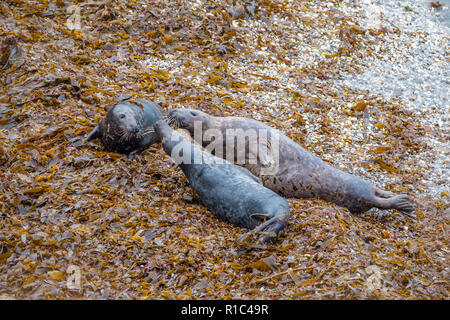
[121,128,129,142]
[117,128,124,143]
[141,128,155,136]
[126,131,134,142]
[167,115,176,126]
[119,130,128,143]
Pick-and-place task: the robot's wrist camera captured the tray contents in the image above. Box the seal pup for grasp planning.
[85,99,163,157]
[167,109,416,217]
[153,120,290,243]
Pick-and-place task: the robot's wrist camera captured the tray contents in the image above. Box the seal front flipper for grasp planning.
[84,125,100,141]
[249,213,271,221]
[128,146,148,160]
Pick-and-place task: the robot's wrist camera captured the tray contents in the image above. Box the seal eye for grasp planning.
[119,114,126,119]
[190,111,197,116]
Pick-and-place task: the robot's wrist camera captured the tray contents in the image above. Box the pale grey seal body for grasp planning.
[153,120,290,243]
[167,109,415,217]
[85,99,163,156]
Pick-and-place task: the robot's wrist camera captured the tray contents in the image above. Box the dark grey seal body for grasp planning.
[153,120,290,243]
[86,99,163,156]
[168,108,416,217]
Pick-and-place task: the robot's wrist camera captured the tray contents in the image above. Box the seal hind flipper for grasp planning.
[390,194,416,218]
[373,187,395,199]
[374,194,416,218]
[237,212,289,244]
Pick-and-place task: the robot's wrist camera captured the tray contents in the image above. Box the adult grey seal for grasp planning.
[85,99,163,157]
[167,108,416,217]
[153,120,290,243]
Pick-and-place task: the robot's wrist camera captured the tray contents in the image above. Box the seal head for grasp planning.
[86,99,163,156]
[110,103,141,134]
[167,108,212,134]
